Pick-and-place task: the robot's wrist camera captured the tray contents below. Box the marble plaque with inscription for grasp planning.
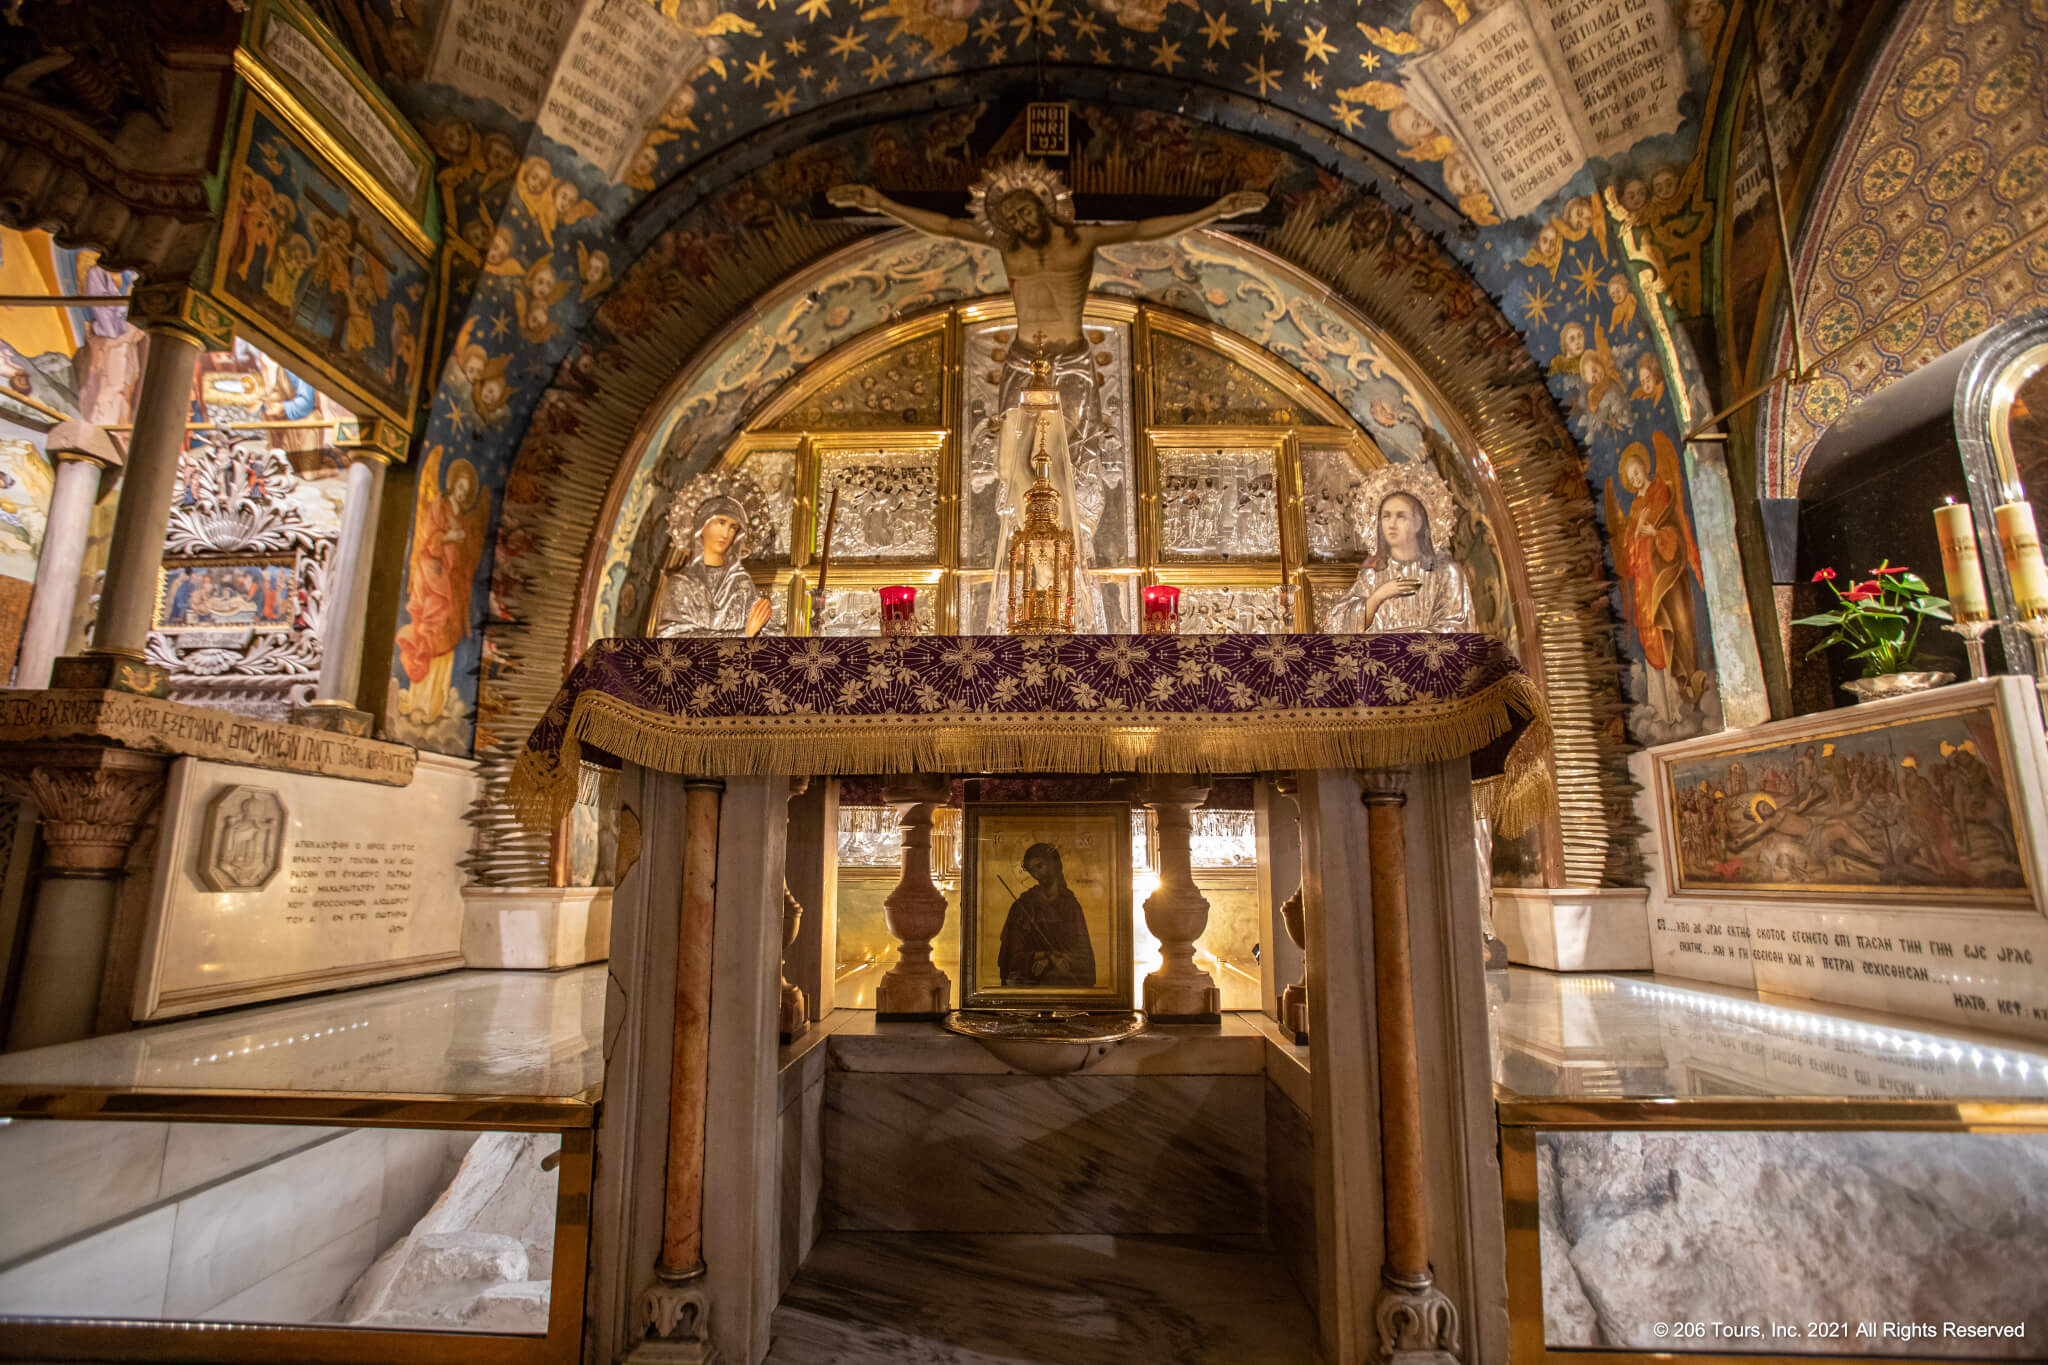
[133,754,479,1019]
[1637,682,2048,1043]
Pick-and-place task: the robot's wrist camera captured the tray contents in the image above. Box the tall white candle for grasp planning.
[1933,500,1991,620]
[1994,496,2048,618]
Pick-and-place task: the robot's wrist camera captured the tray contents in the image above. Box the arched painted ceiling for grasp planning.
[327,1,1768,757]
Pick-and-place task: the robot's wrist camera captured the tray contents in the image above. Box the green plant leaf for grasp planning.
[1790,612,1845,627]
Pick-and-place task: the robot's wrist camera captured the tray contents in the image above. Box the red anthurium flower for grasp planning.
[1842,582,1881,602]
[1811,567,1837,582]
[1871,564,1909,575]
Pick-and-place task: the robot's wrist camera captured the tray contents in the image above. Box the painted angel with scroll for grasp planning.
[395,445,489,726]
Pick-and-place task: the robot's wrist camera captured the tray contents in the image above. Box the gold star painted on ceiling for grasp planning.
[1069,9,1103,40]
[1150,36,1182,71]
[1199,9,1236,47]
[767,86,798,115]
[489,312,511,338]
[989,41,1009,59]
[1120,32,1135,51]
[1521,284,1554,328]
[1356,48,1379,69]
[865,51,896,81]
[783,35,806,54]
[1012,0,1058,40]
[799,63,816,78]
[1201,55,1218,72]
[1298,22,1334,63]
[974,14,1003,41]
[822,74,842,94]
[1258,22,1279,43]
[1303,67,1321,88]
[1570,253,1603,300]
[1328,98,1363,132]
[827,25,867,56]
[1091,42,1113,60]
[755,0,775,9]
[743,51,776,85]
[796,0,829,17]
[1243,56,1282,96]
[1049,41,1068,58]
[1248,0,1282,15]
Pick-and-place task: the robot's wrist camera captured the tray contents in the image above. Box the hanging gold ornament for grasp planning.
[1006,365,1077,634]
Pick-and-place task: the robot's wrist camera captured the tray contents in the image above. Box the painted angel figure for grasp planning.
[651,493,777,638]
[1605,432,1705,723]
[1323,488,1474,632]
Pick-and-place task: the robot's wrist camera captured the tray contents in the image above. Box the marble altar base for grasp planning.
[462,887,613,970]
[1495,888,1651,972]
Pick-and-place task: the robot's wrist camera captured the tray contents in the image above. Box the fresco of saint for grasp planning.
[1606,432,1706,724]
[395,447,489,725]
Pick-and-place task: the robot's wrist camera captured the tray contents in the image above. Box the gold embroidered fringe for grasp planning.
[507,673,1553,830]
[1473,710,1555,840]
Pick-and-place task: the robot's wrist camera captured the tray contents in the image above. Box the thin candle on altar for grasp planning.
[1934,498,1991,621]
[815,486,840,596]
[1993,486,2048,619]
[1141,584,1181,634]
[878,585,917,636]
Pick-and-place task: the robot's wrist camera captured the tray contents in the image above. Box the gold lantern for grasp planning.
[1005,413,1077,634]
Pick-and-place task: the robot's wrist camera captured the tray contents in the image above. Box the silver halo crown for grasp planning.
[968,157,1075,249]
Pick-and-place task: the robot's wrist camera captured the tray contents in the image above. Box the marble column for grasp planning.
[1358,766,1461,1364]
[56,321,202,693]
[1,745,166,1050]
[659,778,723,1284]
[295,445,390,735]
[1140,777,1218,1022]
[876,773,950,1020]
[14,422,119,689]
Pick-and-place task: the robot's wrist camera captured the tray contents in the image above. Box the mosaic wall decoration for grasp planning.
[357,0,1740,758]
[1763,0,2048,494]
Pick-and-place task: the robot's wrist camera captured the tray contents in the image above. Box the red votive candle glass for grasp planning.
[1141,584,1181,634]
[878,585,918,637]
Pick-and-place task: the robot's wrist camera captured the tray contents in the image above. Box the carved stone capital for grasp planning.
[1357,765,1412,807]
[634,1281,719,1364]
[1373,1270,1461,1364]
[0,745,167,874]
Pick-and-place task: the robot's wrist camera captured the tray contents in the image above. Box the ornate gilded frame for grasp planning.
[960,800,1134,1010]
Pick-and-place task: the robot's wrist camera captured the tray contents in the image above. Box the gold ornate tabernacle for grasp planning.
[1005,376,1077,635]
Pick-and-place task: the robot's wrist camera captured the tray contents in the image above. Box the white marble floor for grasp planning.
[766,1233,1317,1364]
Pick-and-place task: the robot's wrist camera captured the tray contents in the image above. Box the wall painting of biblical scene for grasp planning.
[1658,701,2031,904]
[158,559,298,634]
[211,93,432,428]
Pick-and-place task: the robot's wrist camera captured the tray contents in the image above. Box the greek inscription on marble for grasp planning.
[282,836,421,935]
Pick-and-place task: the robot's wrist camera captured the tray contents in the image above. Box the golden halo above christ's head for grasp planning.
[1351,462,1459,558]
[968,157,1075,248]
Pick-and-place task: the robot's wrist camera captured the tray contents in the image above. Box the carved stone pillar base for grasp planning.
[49,653,168,697]
[291,701,374,736]
[1140,777,1217,1023]
[877,775,951,1021]
[633,1282,720,1364]
[1374,1270,1461,1364]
